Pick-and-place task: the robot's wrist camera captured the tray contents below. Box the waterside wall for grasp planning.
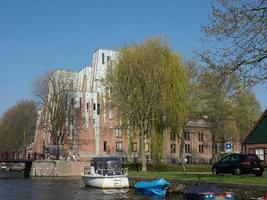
[30,161,89,177]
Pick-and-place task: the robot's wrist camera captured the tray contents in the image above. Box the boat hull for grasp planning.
[82,175,129,189]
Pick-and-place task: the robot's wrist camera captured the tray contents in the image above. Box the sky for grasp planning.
[0,0,266,116]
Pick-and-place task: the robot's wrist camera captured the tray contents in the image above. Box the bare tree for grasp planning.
[200,0,267,85]
[33,70,74,158]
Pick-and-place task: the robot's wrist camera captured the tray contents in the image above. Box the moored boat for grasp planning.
[81,157,129,189]
[0,163,9,171]
[250,194,267,200]
[134,178,171,196]
[183,184,235,200]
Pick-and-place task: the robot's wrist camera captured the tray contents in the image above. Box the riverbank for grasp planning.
[129,171,267,200]
[29,161,267,198]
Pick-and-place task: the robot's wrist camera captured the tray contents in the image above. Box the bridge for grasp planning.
[0,152,44,177]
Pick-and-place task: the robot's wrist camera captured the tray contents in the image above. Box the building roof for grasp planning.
[242,109,267,144]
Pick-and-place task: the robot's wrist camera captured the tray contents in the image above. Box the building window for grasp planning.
[86,103,89,112]
[170,134,176,141]
[107,56,110,63]
[145,143,149,152]
[255,148,264,161]
[199,132,204,141]
[109,104,112,120]
[199,145,204,153]
[109,119,113,128]
[185,144,190,153]
[93,103,96,110]
[71,115,74,125]
[103,141,107,152]
[132,143,137,152]
[79,97,82,110]
[116,129,123,138]
[170,144,176,153]
[97,103,100,115]
[71,98,75,109]
[249,148,254,154]
[146,155,150,162]
[70,80,74,90]
[184,132,190,141]
[102,53,105,64]
[116,142,123,152]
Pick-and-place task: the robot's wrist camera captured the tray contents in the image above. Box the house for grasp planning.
[242,109,267,164]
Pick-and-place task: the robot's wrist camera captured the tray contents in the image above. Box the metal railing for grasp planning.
[0,152,45,161]
[83,166,128,176]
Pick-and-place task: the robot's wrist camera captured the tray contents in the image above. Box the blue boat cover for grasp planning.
[134,178,171,196]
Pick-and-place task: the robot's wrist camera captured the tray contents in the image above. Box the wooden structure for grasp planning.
[242,109,267,164]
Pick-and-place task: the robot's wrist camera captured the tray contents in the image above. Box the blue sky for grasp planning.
[0,0,266,116]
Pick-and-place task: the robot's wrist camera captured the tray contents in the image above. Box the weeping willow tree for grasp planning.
[106,38,189,171]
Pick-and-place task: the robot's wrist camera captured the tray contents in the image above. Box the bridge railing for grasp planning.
[0,152,45,161]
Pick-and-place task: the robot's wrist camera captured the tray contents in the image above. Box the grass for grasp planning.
[129,171,267,186]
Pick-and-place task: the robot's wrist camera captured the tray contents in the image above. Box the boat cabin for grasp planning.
[90,157,123,175]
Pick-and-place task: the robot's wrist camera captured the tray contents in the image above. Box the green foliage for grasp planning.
[150,131,164,163]
[107,37,189,171]
[198,69,261,160]
[0,100,37,152]
[233,89,261,140]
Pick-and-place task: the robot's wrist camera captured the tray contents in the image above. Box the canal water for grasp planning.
[0,172,184,200]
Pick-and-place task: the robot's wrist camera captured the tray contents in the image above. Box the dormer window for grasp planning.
[102,53,105,64]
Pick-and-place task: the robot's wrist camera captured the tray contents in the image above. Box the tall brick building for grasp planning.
[33,49,213,163]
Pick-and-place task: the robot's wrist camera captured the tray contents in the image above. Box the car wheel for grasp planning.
[212,167,219,175]
[255,172,263,177]
[234,168,242,175]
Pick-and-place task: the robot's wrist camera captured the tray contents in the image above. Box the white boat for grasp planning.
[81,157,129,189]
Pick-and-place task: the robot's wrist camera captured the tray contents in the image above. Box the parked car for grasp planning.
[212,153,264,176]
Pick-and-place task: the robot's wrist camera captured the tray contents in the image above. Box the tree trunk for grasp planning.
[127,128,133,163]
[211,132,216,164]
[140,129,147,172]
[211,129,220,164]
[56,136,60,160]
[179,139,186,173]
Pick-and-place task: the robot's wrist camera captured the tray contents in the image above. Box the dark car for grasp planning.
[212,153,264,176]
